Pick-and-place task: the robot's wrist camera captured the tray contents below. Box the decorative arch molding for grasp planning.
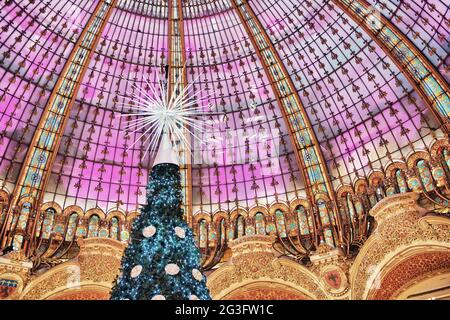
[385,161,408,178]
[212,210,229,225]
[47,285,111,300]
[430,139,450,158]
[19,238,125,300]
[336,185,354,198]
[39,202,63,215]
[350,192,450,299]
[207,235,328,300]
[367,171,384,188]
[331,142,449,198]
[248,205,270,218]
[367,246,450,300]
[354,179,368,194]
[62,205,84,218]
[269,203,290,216]
[193,212,213,224]
[221,281,314,300]
[229,208,248,223]
[395,270,450,300]
[126,210,140,222]
[85,208,106,220]
[106,210,126,222]
[407,150,432,168]
[289,198,310,212]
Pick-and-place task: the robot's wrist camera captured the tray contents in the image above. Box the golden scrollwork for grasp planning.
[207,235,329,300]
[350,192,450,299]
[18,238,125,300]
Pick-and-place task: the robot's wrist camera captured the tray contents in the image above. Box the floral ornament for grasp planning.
[130,265,143,278]
[192,268,203,281]
[143,225,156,238]
[174,226,186,239]
[165,263,180,276]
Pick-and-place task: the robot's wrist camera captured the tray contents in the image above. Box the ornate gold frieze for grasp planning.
[18,238,125,300]
[350,192,450,299]
[207,235,329,300]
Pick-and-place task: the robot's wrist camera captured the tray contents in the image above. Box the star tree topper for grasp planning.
[119,69,217,164]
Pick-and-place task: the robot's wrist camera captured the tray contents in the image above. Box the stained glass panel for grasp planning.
[346,194,355,221]
[275,210,287,238]
[255,213,266,235]
[443,149,450,172]
[87,215,100,238]
[417,160,435,192]
[296,206,310,236]
[396,170,408,194]
[42,208,55,239]
[236,216,245,238]
[65,213,78,242]
[199,220,208,248]
[110,217,119,240]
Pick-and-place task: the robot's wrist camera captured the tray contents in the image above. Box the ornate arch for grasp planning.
[269,202,290,216]
[289,198,310,212]
[47,285,111,300]
[62,205,84,217]
[40,202,63,215]
[354,179,368,194]
[126,210,139,222]
[336,185,354,198]
[230,208,247,223]
[368,171,385,187]
[407,150,431,168]
[367,245,450,300]
[19,238,125,300]
[0,189,9,203]
[207,235,328,300]
[212,210,229,225]
[385,161,407,178]
[430,139,450,158]
[193,212,212,224]
[106,210,126,222]
[350,192,450,299]
[248,205,269,218]
[85,208,106,220]
[221,281,313,300]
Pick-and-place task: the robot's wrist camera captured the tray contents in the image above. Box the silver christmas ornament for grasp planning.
[174,226,186,239]
[192,268,203,281]
[130,265,143,278]
[142,225,156,238]
[165,263,180,276]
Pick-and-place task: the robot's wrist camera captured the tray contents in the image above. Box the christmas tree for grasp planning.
[110,132,211,300]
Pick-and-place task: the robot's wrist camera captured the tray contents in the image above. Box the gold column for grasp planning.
[333,0,450,133]
[0,0,118,255]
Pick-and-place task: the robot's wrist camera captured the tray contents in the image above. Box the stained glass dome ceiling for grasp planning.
[0,0,448,217]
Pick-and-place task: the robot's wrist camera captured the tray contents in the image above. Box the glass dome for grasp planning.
[0,0,448,255]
